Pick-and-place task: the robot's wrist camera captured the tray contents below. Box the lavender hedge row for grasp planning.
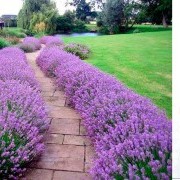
[18,37,41,53]
[40,36,64,46]
[37,46,172,179]
[0,47,48,179]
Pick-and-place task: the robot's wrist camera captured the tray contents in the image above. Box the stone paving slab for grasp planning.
[41,85,56,92]
[49,107,81,119]
[86,146,95,164]
[63,135,91,146]
[53,171,92,180]
[44,96,66,107]
[30,144,85,172]
[80,121,87,136]
[49,118,80,135]
[85,146,96,173]
[45,133,64,144]
[25,169,53,180]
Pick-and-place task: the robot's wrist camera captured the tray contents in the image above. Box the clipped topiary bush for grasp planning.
[64,43,90,60]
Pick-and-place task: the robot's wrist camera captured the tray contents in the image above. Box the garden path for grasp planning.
[24,49,94,180]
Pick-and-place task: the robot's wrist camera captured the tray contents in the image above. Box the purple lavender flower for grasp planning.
[40,36,63,46]
[0,47,49,178]
[36,46,172,179]
[23,37,41,51]
[64,43,90,59]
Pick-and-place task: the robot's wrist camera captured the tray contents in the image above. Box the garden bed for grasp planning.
[0,47,48,178]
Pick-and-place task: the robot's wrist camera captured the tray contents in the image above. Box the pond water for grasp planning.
[55,32,101,38]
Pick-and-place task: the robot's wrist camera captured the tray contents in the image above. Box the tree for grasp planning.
[56,11,87,33]
[68,0,104,9]
[76,0,91,21]
[97,0,138,34]
[17,0,55,30]
[103,0,124,33]
[140,0,172,27]
[29,2,58,34]
[56,11,75,33]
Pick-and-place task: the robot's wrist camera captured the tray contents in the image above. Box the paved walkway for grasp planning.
[25,50,94,180]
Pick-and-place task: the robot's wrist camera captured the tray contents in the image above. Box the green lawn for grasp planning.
[127,24,172,34]
[63,30,172,117]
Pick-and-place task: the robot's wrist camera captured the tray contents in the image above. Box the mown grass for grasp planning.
[127,24,172,34]
[63,30,172,117]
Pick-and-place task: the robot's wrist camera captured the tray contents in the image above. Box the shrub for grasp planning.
[0,81,48,133]
[133,29,141,33]
[56,15,74,33]
[36,46,66,77]
[0,115,44,179]
[37,47,172,179]
[6,30,27,38]
[0,29,7,37]
[34,22,46,33]
[64,43,90,60]
[18,43,36,53]
[15,32,27,38]
[40,36,63,46]
[0,38,10,49]
[0,55,39,88]
[0,47,49,178]
[40,36,52,44]
[5,36,21,45]
[23,37,41,50]
[73,19,88,33]
[0,29,27,38]
[0,47,27,62]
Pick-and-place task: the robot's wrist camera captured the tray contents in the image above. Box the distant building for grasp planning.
[1,15,17,27]
[0,19,5,29]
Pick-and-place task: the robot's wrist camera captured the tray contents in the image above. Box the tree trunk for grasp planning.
[162,12,168,28]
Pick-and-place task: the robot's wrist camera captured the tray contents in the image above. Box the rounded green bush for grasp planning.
[0,38,10,49]
[16,32,27,38]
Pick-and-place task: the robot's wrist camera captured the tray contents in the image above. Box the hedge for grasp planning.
[37,45,172,179]
[0,47,48,178]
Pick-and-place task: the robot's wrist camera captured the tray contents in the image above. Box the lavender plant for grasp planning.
[37,46,172,179]
[40,36,64,46]
[0,47,48,178]
[64,43,90,59]
[23,37,41,51]
[0,115,44,179]
[18,42,36,53]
